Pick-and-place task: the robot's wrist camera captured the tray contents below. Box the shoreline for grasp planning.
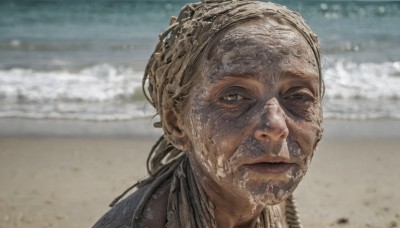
[0,117,399,139]
[0,117,163,139]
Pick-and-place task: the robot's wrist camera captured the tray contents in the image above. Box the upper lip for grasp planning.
[244,156,293,165]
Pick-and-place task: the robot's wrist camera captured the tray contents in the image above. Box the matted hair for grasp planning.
[142,0,322,176]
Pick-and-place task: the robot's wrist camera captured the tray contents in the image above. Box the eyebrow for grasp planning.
[281,69,319,81]
[209,69,319,86]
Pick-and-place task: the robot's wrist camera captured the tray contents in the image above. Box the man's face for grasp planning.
[183,18,323,206]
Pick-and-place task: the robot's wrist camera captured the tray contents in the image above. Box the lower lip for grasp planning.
[244,162,295,174]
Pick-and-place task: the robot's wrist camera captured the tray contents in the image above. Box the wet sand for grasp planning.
[0,118,399,227]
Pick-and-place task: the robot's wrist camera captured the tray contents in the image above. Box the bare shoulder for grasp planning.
[93,180,171,228]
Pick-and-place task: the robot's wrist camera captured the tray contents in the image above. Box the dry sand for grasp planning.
[0,119,399,228]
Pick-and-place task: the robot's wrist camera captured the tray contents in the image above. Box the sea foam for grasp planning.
[0,61,399,121]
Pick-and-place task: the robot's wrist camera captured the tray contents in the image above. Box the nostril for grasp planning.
[255,128,288,142]
[279,129,289,140]
[255,130,268,140]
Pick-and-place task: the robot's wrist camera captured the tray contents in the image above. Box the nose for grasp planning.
[254,100,289,142]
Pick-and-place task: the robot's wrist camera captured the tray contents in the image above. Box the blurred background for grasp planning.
[1,1,400,228]
[1,0,399,122]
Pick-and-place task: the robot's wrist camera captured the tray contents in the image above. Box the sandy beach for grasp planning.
[0,118,399,228]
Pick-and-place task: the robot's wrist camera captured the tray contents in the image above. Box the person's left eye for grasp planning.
[284,93,313,102]
[282,86,316,103]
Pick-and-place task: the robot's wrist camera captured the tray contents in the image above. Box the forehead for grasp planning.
[200,17,319,83]
[214,17,298,47]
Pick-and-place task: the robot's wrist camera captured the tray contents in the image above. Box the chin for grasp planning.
[243,178,302,206]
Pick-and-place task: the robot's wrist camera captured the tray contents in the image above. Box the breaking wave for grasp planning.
[0,61,399,120]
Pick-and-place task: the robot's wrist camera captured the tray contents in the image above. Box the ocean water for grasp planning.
[0,0,399,121]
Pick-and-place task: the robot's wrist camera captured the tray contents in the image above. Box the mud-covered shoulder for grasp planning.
[133,179,171,228]
[92,184,150,228]
[92,179,171,228]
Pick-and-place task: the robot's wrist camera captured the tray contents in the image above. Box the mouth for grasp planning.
[243,162,296,175]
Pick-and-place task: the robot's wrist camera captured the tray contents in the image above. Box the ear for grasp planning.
[162,109,191,151]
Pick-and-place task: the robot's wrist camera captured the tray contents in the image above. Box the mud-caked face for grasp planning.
[184,18,323,206]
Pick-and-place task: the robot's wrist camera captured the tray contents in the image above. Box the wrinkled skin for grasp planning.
[173,18,323,227]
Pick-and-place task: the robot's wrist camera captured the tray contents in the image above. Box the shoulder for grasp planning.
[135,179,171,228]
[92,185,149,228]
[93,180,171,228]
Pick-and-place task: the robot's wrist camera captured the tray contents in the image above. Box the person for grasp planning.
[94,0,323,227]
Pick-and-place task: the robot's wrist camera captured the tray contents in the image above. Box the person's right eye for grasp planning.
[222,93,244,102]
[218,86,253,105]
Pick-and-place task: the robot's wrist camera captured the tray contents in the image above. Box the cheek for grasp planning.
[188,102,251,178]
[191,100,248,148]
[289,104,323,161]
[308,104,324,149]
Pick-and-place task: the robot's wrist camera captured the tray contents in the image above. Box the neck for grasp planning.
[188,157,265,228]
[204,178,266,227]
